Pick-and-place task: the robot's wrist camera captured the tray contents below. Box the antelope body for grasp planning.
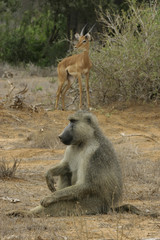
[55,25,94,110]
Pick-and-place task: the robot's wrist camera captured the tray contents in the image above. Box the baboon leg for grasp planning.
[7,197,104,217]
[40,184,85,207]
[7,205,49,218]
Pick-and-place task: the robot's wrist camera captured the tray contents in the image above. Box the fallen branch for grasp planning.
[1,196,20,203]
[7,113,23,123]
[120,132,159,143]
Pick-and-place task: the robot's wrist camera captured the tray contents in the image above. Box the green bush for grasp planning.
[0,9,68,66]
[91,1,160,104]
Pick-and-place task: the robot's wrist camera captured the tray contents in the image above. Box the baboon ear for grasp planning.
[75,33,80,40]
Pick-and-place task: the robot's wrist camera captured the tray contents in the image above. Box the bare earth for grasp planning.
[0,74,160,240]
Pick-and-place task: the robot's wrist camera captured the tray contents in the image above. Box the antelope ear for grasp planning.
[85,33,92,41]
[75,33,80,40]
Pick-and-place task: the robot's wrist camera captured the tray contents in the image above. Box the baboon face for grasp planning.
[59,120,75,145]
[59,111,95,145]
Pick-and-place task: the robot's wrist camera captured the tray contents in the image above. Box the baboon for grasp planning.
[8,111,123,217]
[7,111,157,218]
[40,110,123,213]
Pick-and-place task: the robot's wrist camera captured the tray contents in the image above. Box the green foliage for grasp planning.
[0,0,157,71]
[91,1,160,103]
[0,6,68,66]
[0,0,20,13]
[35,86,43,91]
[0,0,111,66]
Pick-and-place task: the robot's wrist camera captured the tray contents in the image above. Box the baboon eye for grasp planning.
[70,119,77,123]
[86,117,91,124]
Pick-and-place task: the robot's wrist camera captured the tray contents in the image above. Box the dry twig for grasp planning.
[120,132,159,143]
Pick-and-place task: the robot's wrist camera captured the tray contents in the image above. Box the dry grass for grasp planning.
[116,139,160,203]
[90,1,160,105]
[1,140,159,240]
[0,158,21,178]
[0,104,160,239]
[0,62,56,78]
[0,62,58,109]
[26,127,63,149]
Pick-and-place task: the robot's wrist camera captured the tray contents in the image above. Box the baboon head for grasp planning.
[59,111,98,145]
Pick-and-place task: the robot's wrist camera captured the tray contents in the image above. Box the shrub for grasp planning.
[90,1,160,104]
[0,9,68,66]
[0,158,21,178]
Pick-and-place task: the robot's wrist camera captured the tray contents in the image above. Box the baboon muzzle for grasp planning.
[58,123,73,145]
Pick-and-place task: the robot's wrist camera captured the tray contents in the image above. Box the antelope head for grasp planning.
[74,24,95,50]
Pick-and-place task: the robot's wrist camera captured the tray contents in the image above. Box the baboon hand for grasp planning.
[46,173,56,192]
[40,195,56,207]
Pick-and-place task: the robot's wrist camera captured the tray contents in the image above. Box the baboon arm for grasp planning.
[46,162,70,177]
[41,184,88,207]
[46,162,70,192]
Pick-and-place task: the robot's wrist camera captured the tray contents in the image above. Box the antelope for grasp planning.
[55,24,95,110]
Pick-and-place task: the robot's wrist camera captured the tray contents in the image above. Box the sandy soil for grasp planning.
[0,73,160,240]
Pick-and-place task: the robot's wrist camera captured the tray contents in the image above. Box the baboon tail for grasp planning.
[113,204,158,218]
[113,204,141,214]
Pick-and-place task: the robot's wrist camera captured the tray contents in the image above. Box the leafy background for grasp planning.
[0,0,160,103]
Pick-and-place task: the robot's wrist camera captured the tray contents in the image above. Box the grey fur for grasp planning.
[7,111,123,217]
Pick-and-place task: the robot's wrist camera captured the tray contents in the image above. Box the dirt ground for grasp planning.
[0,72,160,240]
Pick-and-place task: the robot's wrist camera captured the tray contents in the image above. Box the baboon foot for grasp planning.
[40,196,56,207]
[6,206,44,218]
[6,210,31,218]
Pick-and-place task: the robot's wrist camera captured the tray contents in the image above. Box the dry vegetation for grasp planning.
[0,2,160,239]
[90,1,160,105]
[0,75,160,239]
[0,158,21,179]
